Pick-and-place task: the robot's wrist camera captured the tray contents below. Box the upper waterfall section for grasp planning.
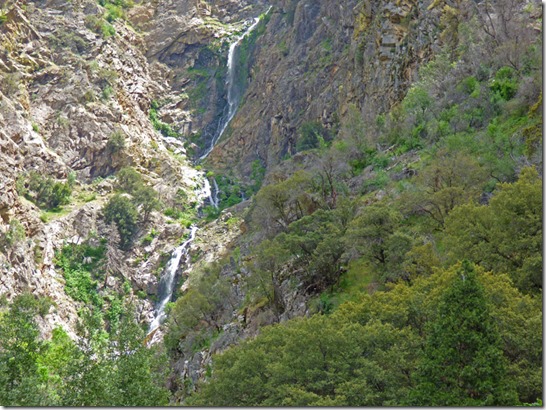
[199,7,272,161]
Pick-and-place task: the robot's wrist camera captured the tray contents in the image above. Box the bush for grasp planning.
[19,172,72,210]
[149,101,179,138]
[116,167,142,193]
[133,185,159,221]
[54,242,106,306]
[0,219,26,259]
[103,194,138,249]
[490,67,518,101]
[296,121,329,152]
[84,15,115,38]
[107,130,126,153]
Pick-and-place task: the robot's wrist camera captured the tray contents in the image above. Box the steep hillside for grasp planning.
[0,0,542,406]
[206,0,440,177]
[0,0,258,336]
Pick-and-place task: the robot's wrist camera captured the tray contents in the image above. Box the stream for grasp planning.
[147,13,267,335]
[148,225,198,333]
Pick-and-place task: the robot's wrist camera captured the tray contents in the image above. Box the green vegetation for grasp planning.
[84,15,115,38]
[2,0,542,407]
[149,100,180,138]
[168,1,542,405]
[187,262,539,406]
[103,194,138,249]
[0,219,26,261]
[409,262,517,406]
[55,241,106,306]
[0,294,169,406]
[102,167,160,247]
[296,121,331,152]
[16,171,72,211]
[83,0,134,38]
[164,262,232,356]
[106,130,126,153]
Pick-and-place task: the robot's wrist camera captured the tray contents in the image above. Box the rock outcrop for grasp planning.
[205,0,441,178]
[0,0,215,336]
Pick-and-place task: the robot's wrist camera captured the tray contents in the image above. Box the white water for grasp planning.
[149,225,198,332]
[200,177,219,209]
[199,16,262,161]
[211,177,220,209]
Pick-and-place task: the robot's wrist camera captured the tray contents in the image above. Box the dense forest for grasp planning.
[0,0,542,406]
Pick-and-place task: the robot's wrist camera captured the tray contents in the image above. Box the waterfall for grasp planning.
[148,225,198,332]
[147,9,271,338]
[212,177,220,209]
[199,15,263,161]
[200,177,219,209]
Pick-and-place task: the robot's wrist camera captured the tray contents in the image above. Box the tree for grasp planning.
[116,166,143,194]
[106,130,126,154]
[279,207,351,291]
[345,204,413,283]
[62,303,170,406]
[252,170,317,235]
[103,194,138,249]
[244,239,288,316]
[444,167,542,293]
[0,294,54,406]
[471,0,537,71]
[409,261,518,406]
[22,171,72,210]
[401,150,487,228]
[106,303,170,406]
[133,185,159,222]
[187,314,420,406]
[164,263,233,354]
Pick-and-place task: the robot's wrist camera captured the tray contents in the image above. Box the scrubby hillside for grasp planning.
[0,0,542,406]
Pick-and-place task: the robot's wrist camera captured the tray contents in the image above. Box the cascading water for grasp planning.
[199,15,264,161]
[148,9,271,339]
[149,225,198,333]
[211,177,220,209]
[201,177,219,210]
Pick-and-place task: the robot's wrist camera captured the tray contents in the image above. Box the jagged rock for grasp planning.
[0,0,219,337]
[206,0,439,179]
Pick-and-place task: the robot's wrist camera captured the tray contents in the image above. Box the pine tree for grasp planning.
[409,261,518,405]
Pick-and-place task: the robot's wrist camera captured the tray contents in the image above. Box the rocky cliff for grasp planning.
[205,0,441,178]
[0,0,249,336]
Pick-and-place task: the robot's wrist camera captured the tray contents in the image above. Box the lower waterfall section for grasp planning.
[149,225,198,333]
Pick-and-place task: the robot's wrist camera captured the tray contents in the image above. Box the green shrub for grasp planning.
[296,121,329,152]
[133,185,159,221]
[104,3,124,22]
[1,72,20,96]
[20,172,72,210]
[85,15,115,38]
[490,67,518,101]
[116,167,142,193]
[55,242,106,306]
[149,101,179,137]
[0,219,26,258]
[103,194,138,249]
[102,85,114,100]
[107,130,126,153]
